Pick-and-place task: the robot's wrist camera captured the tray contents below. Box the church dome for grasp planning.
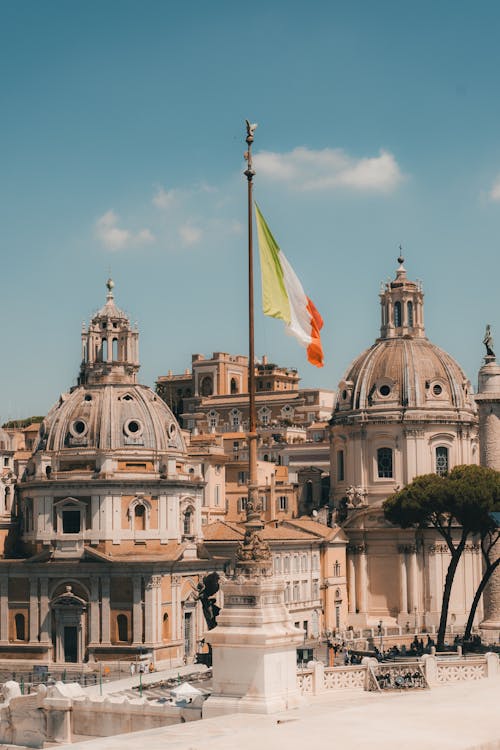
[34,280,185,458]
[334,258,476,420]
[40,383,185,454]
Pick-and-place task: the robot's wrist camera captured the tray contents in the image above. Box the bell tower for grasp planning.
[79,279,140,386]
[378,255,425,340]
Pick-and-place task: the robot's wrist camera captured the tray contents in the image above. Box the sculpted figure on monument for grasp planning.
[483,324,495,357]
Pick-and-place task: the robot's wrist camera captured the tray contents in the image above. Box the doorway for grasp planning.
[64,626,78,662]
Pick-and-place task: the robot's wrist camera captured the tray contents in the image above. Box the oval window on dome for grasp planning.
[124,419,143,437]
[168,423,177,438]
[342,390,348,400]
[379,385,391,397]
[433,384,443,396]
[70,419,88,437]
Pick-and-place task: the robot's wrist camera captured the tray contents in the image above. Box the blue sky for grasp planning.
[1,0,500,420]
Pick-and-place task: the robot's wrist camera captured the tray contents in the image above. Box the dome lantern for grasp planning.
[79,279,139,386]
[379,256,425,340]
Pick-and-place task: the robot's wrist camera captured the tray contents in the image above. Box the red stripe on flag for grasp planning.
[306,297,324,368]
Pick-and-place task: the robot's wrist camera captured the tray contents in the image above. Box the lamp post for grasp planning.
[378,620,383,653]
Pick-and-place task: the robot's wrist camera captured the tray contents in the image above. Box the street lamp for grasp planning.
[378,620,383,653]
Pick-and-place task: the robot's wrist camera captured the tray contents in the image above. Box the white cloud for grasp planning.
[153,186,180,209]
[179,223,202,246]
[489,176,500,202]
[95,210,155,251]
[253,146,404,193]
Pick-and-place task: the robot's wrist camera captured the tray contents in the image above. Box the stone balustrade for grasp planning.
[297,652,500,696]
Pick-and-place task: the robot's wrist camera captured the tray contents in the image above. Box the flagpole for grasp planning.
[244,120,260,526]
[233,120,272,577]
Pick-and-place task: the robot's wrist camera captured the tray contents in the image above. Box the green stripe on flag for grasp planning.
[255,204,291,324]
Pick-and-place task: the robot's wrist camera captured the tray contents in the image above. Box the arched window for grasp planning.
[116,614,128,642]
[101,339,108,361]
[377,447,393,478]
[112,338,119,360]
[183,509,192,536]
[134,504,146,531]
[407,301,414,327]
[15,613,25,641]
[230,378,238,394]
[394,301,402,327]
[162,612,170,641]
[436,446,449,476]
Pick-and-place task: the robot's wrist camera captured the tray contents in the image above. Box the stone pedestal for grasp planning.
[202,576,304,717]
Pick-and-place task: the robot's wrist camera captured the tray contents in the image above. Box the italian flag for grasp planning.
[255,203,324,368]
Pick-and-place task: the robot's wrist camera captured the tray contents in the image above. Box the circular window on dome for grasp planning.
[84,394,92,402]
[70,419,88,438]
[433,384,443,396]
[168,423,177,438]
[379,384,391,397]
[124,419,143,437]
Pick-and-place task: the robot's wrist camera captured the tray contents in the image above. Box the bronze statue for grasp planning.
[483,324,495,357]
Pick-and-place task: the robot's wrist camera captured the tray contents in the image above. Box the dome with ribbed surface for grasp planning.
[39,383,185,454]
[33,280,186,462]
[337,337,474,415]
[333,259,476,422]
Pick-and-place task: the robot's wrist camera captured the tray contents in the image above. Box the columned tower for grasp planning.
[476,329,500,637]
[79,278,139,386]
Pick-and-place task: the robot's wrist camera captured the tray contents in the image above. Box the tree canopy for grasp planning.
[384,465,500,647]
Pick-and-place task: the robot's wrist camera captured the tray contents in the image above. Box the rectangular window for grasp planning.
[312,580,320,599]
[260,496,267,512]
[62,510,81,534]
[238,471,248,485]
[293,582,300,601]
[284,556,290,573]
[278,495,288,512]
[214,485,220,506]
[337,450,345,481]
[237,497,248,513]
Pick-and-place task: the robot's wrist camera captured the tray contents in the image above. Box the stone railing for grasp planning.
[423,652,498,685]
[297,652,500,696]
[297,662,367,694]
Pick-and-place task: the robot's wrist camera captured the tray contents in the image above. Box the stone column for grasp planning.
[482,536,500,631]
[89,578,100,645]
[476,359,500,634]
[172,575,180,641]
[29,578,39,642]
[39,578,51,643]
[358,546,368,614]
[398,549,408,615]
[0,576,8,642]
[132,576,143,644]
[100,577,111,644]
[347,553,356,614]
[144,575,161,644]
[408,546,419,614]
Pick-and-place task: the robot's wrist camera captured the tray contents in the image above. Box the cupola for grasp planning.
[379,256,425,340]
[79,279,140,386]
